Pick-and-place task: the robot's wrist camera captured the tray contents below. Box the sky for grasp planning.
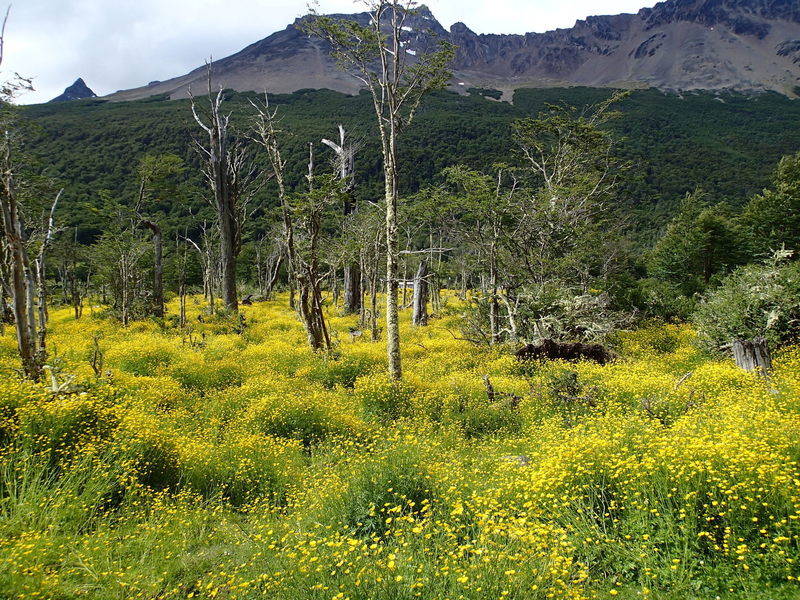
[4,0,659,105]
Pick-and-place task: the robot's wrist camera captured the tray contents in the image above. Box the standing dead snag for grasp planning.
[412,258,429,326]
[322,125,362,316]
[250,95,332,351]
[0,134,60,380]
[191,64,259,313]
[305,1,455,379]
[0,8,46,380]
[731,337,772,377]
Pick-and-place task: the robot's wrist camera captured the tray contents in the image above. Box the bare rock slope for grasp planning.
[109,0,800,101]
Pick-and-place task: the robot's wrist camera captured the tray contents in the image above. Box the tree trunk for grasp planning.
[385,157,401,380]
[0,173,42,380]
[489,241,499,345]
[344,263,361,315]
[732,337,772,377]
[142,220,164,318]
[218,203,238,312]
[265,252,282,301]
[412,259,429,327]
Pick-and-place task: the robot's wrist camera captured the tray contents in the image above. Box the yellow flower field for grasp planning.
[0,295,798,599]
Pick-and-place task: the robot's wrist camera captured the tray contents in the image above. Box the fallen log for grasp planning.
[515,339,618,365]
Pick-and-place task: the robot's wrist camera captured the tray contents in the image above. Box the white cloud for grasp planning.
[2,0,656,104]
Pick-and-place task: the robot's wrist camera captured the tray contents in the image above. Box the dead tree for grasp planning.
[412,258,429,326]
[0,11,44,379]
[134,154,184,319]
[0,133,51,380]
[322,125,362,315]
[35,189,61,353]
[251,95,331,351]
[731,337,773,377]
[191,65,259,313]
[184,222,218,314]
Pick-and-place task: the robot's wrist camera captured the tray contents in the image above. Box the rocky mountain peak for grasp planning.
[50,78,96,102]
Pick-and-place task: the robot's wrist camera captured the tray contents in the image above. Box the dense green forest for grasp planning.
[20,86,800,243]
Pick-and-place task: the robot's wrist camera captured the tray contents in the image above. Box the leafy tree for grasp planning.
[648,191,744,295]
[740,151,800,256]
[509,94,628,291]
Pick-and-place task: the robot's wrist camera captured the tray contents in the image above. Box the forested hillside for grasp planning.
[21,87,800,242]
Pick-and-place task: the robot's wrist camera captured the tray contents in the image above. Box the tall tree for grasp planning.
[321,125,362,315]
[740,151,800,257]
[0,10,48,380]
[511,94,628,291]
[191,66,258,312]
[134,153,184,318]
[306,1,455,379]
[648,191,743,294]
[251,96,333,351]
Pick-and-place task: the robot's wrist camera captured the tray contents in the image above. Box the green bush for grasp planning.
[179,435,300,508]
[256,403,350,449]
[171,362,244,391]
[353,374,417,422]
[694,252,800,352]
[343,447,436,538]
[117,346,175,376]
[307,353,378,389]
[458,404,523,438]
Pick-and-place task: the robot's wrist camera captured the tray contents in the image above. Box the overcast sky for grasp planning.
[4,0,659,105]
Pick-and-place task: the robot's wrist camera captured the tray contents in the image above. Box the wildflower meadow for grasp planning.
[0,295,798,599]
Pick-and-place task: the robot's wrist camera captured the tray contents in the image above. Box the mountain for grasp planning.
[50,78,97,102]
[104,0,800,101]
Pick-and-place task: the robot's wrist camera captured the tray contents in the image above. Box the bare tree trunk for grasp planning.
[344,264,361,315]
[35,191,59,351]
[265,252,282,300]
[412,259,429,327]
[191,68,254,314]
[0,158,43,380]
[489,240,499,345]
[142,220,164,318]
[370,267,379,342]
[385,162,401,379]
[732,337,773,377]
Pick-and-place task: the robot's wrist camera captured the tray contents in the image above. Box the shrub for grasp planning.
[245,391,365,449]
[343,447,436,538]
[694,251,800,352]
[307,353,379,389]
[458,404,523,438]
[170,361,244,391]
[353,374,417,421]
[178,434,302,507]
[15,390,119,462]
[109,336,176,376]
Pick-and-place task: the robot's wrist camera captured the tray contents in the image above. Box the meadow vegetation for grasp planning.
[1,295,798,599]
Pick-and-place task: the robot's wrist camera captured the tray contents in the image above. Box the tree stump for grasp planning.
[731,337,772,376]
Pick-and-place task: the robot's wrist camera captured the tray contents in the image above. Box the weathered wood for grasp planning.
[732,337,772,376]
[515,339,618,365]
[412,259,429,327]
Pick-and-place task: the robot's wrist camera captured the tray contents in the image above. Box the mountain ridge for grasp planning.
[107,0,800,101]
